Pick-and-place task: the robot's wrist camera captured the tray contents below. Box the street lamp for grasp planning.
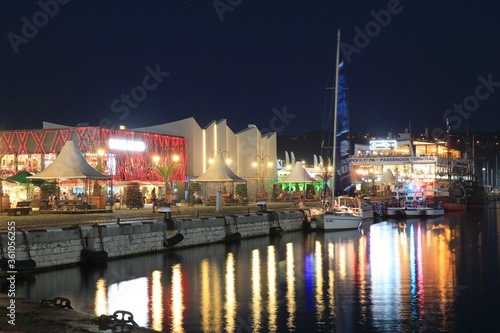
[209,150,231,165]
[482,167,487,187]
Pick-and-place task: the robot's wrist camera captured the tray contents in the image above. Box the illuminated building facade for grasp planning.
[348,133,467,196]
[1,118,277,201]
[135,118,277,200]
[0,125,187,198]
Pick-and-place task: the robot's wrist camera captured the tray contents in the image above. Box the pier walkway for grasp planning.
[0,202,319,232]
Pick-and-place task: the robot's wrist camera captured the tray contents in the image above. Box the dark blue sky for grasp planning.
[2,1,500,135]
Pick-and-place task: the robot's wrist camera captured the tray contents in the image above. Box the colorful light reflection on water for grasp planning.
[19,205,500,332]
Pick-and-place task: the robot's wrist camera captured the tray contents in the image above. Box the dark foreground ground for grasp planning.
[0,296,160,333]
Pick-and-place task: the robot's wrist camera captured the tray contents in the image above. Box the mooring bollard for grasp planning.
[257,200,267,212]
[159,207,172,221]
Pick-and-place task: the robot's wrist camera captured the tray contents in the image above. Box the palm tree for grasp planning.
[315,171,333,191]
[155,163,180,204]
[316,171,333,205]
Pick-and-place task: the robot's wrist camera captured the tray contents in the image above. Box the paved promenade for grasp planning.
[0,202,318,232]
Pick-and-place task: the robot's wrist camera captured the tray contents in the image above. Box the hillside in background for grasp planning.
[277,131,324,163]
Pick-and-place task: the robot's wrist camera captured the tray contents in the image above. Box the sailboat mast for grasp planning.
[331,29,341,197]
[446,118,451,180]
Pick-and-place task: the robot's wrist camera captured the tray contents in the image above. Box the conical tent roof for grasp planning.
[279,162,317,183]
[28,140,110,179]
[194,153,245,182]
[194,154,246,182]
[380,169,396,183]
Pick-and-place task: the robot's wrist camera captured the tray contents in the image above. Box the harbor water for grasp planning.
[7,203,500,332]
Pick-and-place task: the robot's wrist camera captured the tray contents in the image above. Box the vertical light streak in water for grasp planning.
[251,249,262,332]
[267,245,278,332]
[171,263,185,333]
[358,235,367,320]
[416,224,425,320]
[94,278,107,316]
[200,259,222,332]
[409,224,419,327]
[327,242,335,319]
[212,262,222,329]
[315,240,325,323]
[339,243,347,280]
[151,270,163,332]
[225,252,236,333]
[437,226,454,327]
[370,224,401,328]
[200,259,211,331]
[286,242,296,331]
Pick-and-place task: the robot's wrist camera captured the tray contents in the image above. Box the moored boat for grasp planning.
[316,29,362,231]
[316,211,362,231]
[335,196,374,219]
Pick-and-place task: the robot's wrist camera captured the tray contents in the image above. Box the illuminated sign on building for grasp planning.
[369,140,397,150]
[349,156,438,165]
[108,139,146,152]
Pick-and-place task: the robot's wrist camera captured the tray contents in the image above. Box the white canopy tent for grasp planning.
[27,140,110,204]
[194,153,245,182]
[380,169,396,184]
[279,161,317,183]
[278,161,317,197]
[27,141,110,180]
[192,153,246,210]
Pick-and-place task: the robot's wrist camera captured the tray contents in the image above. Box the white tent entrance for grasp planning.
[279,162,317,186]
[27,140,111,211]
[192,153,246,212]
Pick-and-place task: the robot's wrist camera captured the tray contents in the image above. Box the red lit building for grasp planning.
[0,126,187,200]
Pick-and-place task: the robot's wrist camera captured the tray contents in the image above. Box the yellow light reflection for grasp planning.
[327,242,335,318]
[212,263,222,330]
[267,245,277,332]
[225,253,237,333]
[200,259,210,331]
[286,243,296,331]
[200,259,223,332]
[339,245,347,280]
[171,263,184,333]
[252,249,262,332]
[151,270,163,332]
[315,240,325,322]
[94,278,107,316]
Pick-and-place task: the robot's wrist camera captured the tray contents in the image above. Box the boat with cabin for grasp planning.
[335,195,375,219]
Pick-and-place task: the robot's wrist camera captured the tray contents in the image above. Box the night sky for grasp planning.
[2,1,500,136]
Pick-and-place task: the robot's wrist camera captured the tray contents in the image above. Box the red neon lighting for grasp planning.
[0,127,188,182]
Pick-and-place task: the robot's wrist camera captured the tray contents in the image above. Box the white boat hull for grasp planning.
[425,208,445,216]
[317,212,362,231]
[386,207,405,217]
[385,207,445,217]
[403,208,427,217]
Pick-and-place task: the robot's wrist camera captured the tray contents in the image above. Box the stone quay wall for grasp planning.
[0,210,305,271]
